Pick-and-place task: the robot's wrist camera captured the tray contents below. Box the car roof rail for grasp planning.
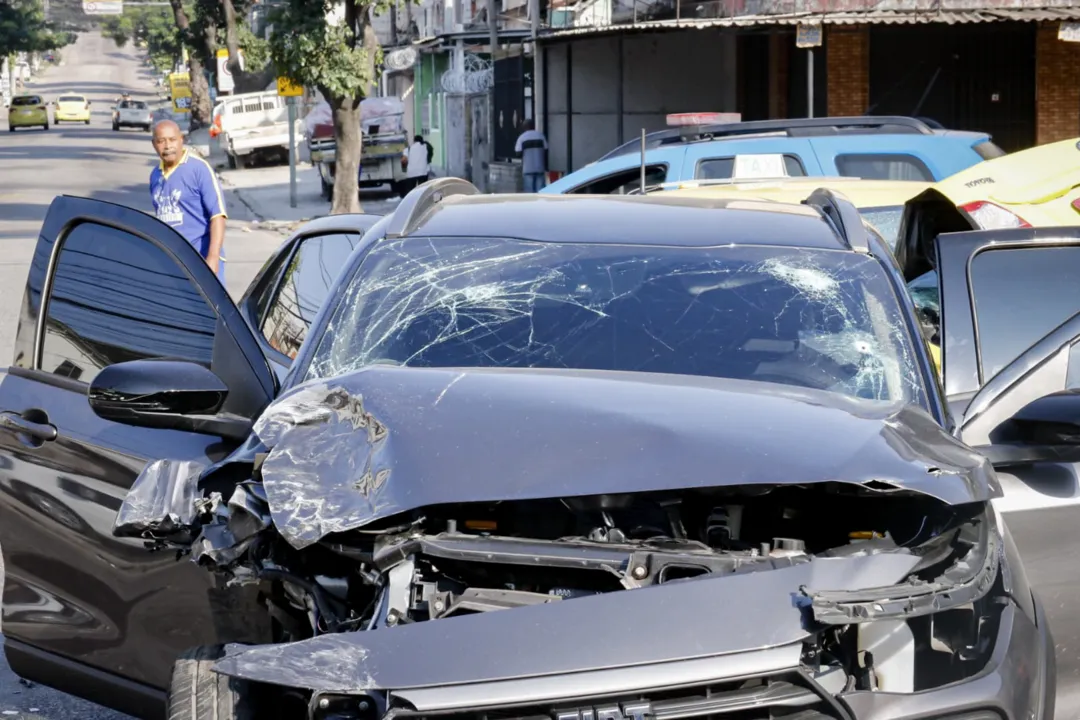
[385,177,481,238]
[802,187,870,254]
[600,116,935,160]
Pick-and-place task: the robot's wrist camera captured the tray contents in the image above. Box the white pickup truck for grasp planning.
[112,99,152,131]
[213,90,305,169]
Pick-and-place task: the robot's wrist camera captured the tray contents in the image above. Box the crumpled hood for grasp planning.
[253,365,999,550]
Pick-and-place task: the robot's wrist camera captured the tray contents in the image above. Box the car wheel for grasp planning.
[167,646,253,720]
[43,122,49,130]
[7,126,12,132]
[85,119,90,125]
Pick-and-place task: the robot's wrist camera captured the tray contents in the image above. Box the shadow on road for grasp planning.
[0,146,153,162]
[0,204,52,223]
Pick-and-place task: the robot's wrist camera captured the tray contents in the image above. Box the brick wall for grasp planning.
[489,161,523,193]
[1036,22,1080,145]
[826,26,869,117]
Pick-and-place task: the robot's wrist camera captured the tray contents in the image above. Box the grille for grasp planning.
[411,673,844,720]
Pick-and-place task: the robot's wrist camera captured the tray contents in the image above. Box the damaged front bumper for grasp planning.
[206,532,1054,720]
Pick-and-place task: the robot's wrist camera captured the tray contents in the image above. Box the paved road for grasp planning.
[0,33,286,719]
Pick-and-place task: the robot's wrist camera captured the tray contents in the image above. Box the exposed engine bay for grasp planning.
[113,371,1020,718]
[124,474,1004,703]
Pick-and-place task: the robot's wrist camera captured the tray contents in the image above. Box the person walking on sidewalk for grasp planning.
[149,119,228,282]
[515,120,547,193]
[401,134,432,195]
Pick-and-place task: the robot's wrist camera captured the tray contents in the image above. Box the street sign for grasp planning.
[1059,22,1080,42]
[216,48,244,93]
[82,0,124,14]
[796,22,822,48]
[277,76,303,97]
[169,71,191,113]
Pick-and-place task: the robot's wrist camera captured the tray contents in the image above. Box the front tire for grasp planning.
[167,646,253,720]
[43,122,49,130]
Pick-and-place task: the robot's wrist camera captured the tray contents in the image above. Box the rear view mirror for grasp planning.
[976,389,1080,467]
[88,359,251,440]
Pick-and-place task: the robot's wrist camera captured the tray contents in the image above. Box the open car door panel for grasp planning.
[934,226,1080,401]
[935,226,1080,716]
[0,196,275,718]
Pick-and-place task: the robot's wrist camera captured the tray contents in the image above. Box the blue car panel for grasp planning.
[543,129,993,195]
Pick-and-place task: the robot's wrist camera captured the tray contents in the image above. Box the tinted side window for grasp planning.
[40,223,218,384]
[695,155,806,180]
[835,154,933,181]
[970,246,1080,381]
[569,165,667,195]
[260,233,361,359]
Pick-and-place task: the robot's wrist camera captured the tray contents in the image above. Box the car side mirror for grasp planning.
[976,389,1080,467]
[88,359,252,440]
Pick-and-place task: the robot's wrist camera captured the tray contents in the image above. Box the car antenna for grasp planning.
[639,128,646,193]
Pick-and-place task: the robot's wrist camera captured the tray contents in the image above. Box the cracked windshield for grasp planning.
[307,238,924,406]
[2,0,1078,715]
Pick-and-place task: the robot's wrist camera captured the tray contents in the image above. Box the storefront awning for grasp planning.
[539,6,1080,40]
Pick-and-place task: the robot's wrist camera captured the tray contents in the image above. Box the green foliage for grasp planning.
[0,0,75,58]
[227,22,270,70]
[268,0,389,101]
[101,6,185,71]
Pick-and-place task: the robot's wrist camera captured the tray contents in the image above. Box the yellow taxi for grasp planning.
[903,136,1080,232]
[7,94,49,132]
[666,176,932,251]
[54,93,91,124]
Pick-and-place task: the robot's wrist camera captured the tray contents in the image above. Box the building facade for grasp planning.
[534,1,1080,175]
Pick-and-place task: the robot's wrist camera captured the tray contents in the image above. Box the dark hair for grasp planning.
[414,134,423,143]
[522,119,535,131]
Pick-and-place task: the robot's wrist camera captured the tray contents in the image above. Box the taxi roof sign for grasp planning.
[666,112,742,127]
[277,77,303,97]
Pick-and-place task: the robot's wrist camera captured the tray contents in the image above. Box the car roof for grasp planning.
[667,178,933,208]
[599,116,989,160]
[926,136,1080,207]
[404,193,851,251]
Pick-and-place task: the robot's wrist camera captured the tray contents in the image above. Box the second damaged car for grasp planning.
[0,180,1059,720]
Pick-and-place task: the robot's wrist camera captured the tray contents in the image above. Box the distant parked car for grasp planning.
[542,115,1004,195]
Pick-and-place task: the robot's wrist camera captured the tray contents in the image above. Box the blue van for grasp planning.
[542,116,1004,195]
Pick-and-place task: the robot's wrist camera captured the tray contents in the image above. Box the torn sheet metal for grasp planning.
[253,364,999,550]
[212,551,920,692]
[190,483,274,567]
[112,458,205,538]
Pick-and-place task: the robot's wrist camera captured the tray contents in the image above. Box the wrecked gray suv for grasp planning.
[0,180,1054,720]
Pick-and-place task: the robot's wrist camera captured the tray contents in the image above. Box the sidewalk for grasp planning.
[186,126,401,234]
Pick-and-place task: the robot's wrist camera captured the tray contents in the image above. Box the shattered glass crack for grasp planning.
[303,237,925,409]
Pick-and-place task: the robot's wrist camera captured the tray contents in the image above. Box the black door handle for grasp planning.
[0,411,57,442]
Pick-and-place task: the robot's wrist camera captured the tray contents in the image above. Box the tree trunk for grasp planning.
[168,0,211,129]
[220,0,261,92]
[188,55,212,128]
[203,18,217,96]
[329,96,362,215]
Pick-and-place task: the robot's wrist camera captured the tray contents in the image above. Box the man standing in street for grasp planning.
[515,120,547,193]
[401,133,431,195]
[149,119,227,282]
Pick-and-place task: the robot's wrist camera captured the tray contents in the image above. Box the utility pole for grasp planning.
[287,95,298,207]
[529,0,542,133]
